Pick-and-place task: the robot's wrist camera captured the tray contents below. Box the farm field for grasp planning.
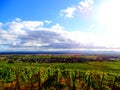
[0,54,120,90]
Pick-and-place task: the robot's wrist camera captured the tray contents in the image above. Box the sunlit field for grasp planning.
[0,54,120,90]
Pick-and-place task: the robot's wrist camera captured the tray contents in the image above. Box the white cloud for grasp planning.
[51,24,64,30]
[9,20,44,30]
[60,7,77,19]
[15,18,22,22]
[8,20,44,37]
[0,30,17,45]
[78,0,94,13]
[0,23,3,27]
[44,20,52,24]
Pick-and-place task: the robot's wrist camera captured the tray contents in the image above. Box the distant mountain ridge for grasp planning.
[0,50,120,55]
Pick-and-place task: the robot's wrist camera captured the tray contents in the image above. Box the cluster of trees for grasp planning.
[4,54,120,63]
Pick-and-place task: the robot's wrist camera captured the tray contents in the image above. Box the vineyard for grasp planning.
[0,55,120,90]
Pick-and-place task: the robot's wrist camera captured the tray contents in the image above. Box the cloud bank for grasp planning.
[0,18,95,51]
[0,17,120,52]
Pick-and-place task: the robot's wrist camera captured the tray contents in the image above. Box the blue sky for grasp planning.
[0,0,78,22]
[0,0,120,52]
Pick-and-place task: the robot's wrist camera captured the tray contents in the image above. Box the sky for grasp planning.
[0,0,120,52]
